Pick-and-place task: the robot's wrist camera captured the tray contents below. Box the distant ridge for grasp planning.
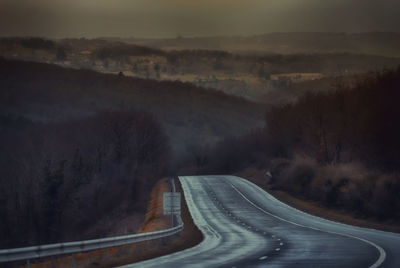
[117,32,400,57]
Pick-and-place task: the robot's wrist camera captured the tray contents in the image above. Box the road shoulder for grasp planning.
[236,168,400,234]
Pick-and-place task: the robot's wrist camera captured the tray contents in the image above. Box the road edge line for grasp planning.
[229,183,386,268]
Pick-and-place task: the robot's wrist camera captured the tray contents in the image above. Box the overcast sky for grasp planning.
[1,0,399,38]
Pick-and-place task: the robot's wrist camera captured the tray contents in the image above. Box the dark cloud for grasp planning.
[0,0,399,38]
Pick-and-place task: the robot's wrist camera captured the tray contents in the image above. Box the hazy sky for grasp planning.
[1,0,399,38]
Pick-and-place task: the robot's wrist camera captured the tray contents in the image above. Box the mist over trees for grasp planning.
[0,57,263,155]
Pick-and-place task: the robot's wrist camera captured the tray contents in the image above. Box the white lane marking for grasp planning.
[280,242,284,246]
[259,256,268,260]
[275,248,280,251]
[230,183,386,268]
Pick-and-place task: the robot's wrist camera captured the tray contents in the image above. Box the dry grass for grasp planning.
[137,179,172,233]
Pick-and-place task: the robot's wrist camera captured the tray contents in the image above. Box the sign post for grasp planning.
[163,192,181,227]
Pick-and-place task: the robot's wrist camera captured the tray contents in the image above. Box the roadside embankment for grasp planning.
[237,166,400,234]
[15,178,202,268]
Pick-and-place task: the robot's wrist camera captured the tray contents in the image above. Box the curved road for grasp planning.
[122,176,400,267]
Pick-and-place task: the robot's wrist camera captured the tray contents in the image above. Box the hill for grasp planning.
[0,58,264,155]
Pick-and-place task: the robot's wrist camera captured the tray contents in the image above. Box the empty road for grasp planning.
[122,176,400,267]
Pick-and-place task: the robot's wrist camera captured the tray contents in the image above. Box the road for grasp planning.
[121,175,400,267]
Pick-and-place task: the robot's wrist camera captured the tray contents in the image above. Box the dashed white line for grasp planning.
[230,183,387,268]
[259,256,268,260]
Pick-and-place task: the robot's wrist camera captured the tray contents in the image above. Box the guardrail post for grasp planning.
[101,249,108,262]
[51,255,55,268]
[26,259,30,268]
[132,244,137,255]
[71,254,76,267]
[138,241,144,255]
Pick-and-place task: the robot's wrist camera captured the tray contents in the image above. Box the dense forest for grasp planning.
[0,110,170,248]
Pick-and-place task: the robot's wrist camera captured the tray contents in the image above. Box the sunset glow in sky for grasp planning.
[1,0,399,38]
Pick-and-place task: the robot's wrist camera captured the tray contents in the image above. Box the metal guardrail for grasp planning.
[0,178,183,265]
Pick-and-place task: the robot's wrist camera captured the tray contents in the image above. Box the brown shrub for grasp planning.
[270,156,400,220]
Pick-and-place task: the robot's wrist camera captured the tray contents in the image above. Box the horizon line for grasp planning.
[1,31,400,40]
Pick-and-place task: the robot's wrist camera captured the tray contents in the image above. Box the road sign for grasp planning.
[163,192,181,215]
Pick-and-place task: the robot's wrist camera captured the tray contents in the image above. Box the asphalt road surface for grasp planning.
[122,176,400,267]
